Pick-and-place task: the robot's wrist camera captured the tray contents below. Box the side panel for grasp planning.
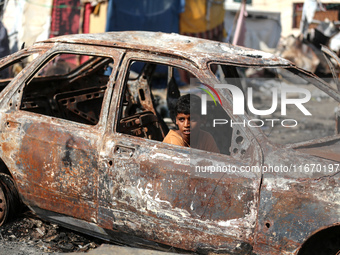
[96,52,263,253]
[98,134,261,253]
[254,146,340,254]
[1,113,100,222]
[0,45,125,223]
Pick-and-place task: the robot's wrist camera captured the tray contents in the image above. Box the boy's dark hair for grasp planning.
[175,94,201,116]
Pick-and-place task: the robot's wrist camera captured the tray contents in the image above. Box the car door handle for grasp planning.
[114,145,135,158]
[4,120,21,131]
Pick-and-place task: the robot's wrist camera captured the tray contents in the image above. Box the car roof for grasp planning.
[41,31,291,67]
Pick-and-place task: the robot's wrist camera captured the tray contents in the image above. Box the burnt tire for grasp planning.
[0,173,22,226]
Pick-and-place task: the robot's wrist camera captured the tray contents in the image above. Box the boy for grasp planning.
[163,94,219,153]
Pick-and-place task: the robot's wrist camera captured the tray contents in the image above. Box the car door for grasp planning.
[1,45,124,223]
[97,52,263,253]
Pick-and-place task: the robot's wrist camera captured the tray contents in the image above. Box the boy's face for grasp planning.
[176,113,201,141]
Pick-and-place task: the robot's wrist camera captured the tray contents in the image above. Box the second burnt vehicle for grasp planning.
[0,31,339,254]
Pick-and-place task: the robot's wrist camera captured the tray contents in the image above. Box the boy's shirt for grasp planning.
[163,129,220,153]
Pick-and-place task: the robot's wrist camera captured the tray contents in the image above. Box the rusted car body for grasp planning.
[0,31,338,254]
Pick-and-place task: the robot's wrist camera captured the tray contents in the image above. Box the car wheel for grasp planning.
[0,174,22,226]
[0,181,9,225]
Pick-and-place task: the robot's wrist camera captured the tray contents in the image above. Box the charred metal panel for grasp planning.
[97,134,261,253]
[294,138,340,162]
[44,31,291,67]
[255,175,339,254]
[54,86,107,125]
[2,113,100,223]
[337,109,340,134]
[253,143,340,254]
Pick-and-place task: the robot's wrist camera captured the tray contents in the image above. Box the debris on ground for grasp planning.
[0,211,104,254]
[276,19,340,76]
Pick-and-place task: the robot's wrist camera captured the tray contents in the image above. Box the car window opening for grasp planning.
[117,60,233,155]
[19,53,114,126]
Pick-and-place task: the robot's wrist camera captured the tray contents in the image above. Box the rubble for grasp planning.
[276,20,340,77]
[0,211,104,254]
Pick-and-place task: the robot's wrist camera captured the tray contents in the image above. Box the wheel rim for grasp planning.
[0,183,8,226]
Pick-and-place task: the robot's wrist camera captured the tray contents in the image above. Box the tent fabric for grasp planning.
[21,0,53,46]
[180,0,225,34]
[83,3,92,34]
[105,0,185,88]
[0,21,9,77]
[105,0,185,33]
[50,0,81,38]
[3,0,52,51]
[0,21,9,57]
[2,0,25,53]
[225,10,281,50]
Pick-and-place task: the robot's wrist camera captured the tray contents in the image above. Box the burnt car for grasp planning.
[0,31,339,254]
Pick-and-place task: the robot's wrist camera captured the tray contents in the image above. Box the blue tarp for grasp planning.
[106,0,185,33]
[105,0,186,88]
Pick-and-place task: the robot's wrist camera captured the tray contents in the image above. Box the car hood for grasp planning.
[293,137,340,162]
